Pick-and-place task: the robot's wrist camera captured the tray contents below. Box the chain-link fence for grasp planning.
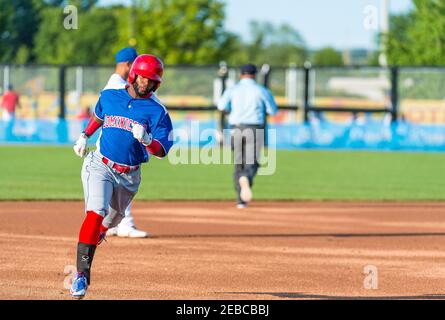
[309,67,391,123]
[2,64,445,125]
[2,64,445,150]
[1,65,60,119]
[399,67,445,124]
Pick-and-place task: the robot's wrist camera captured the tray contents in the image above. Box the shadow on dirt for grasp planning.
[154,232,445,239]
[220,292,445,300]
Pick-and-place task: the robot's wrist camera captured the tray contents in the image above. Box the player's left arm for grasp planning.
[133,112,173,159]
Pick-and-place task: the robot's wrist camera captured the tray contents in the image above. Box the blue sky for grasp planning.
[99,0,413,49]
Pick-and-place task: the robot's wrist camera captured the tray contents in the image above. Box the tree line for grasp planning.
[0,0,346,66]
[3,0,442,66]
[385,0,445,66]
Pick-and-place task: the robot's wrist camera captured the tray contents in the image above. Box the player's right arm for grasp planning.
[73,115,103,157]
[73,97,105,157]
[82,114,104,137]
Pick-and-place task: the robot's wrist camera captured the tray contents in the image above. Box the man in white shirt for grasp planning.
[103,47,149,238]
[218,64,278,209]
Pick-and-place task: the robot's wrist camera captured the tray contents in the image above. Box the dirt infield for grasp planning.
[0,201,444,300]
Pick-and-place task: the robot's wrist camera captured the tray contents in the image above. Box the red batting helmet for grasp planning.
[128,54,164,90]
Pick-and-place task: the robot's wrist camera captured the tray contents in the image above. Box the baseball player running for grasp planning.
[70,54,173,299]
[102,47,150,239]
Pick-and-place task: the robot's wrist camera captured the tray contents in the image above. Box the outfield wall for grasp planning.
[1,118,445,152]
[3,65,445,151]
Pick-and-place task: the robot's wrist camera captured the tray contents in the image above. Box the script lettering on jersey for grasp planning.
[103,115,147,132]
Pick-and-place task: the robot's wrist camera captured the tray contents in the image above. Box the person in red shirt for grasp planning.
[1,85,21,121]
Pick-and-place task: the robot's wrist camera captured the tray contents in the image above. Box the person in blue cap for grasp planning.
[102,47,150,238]
[103,47,138,90]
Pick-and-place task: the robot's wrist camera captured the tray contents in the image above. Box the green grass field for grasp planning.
[1,146,445,201]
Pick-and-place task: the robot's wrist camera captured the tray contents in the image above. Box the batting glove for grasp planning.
[73,133,89,158]
[132,124,153,146]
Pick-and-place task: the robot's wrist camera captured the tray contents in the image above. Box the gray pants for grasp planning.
[231,125,264,204]
[81,151,141,229]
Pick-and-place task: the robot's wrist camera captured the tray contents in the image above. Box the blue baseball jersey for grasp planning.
[94,88,173,166]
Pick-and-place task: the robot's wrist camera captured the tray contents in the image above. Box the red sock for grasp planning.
[79,211,104,245]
